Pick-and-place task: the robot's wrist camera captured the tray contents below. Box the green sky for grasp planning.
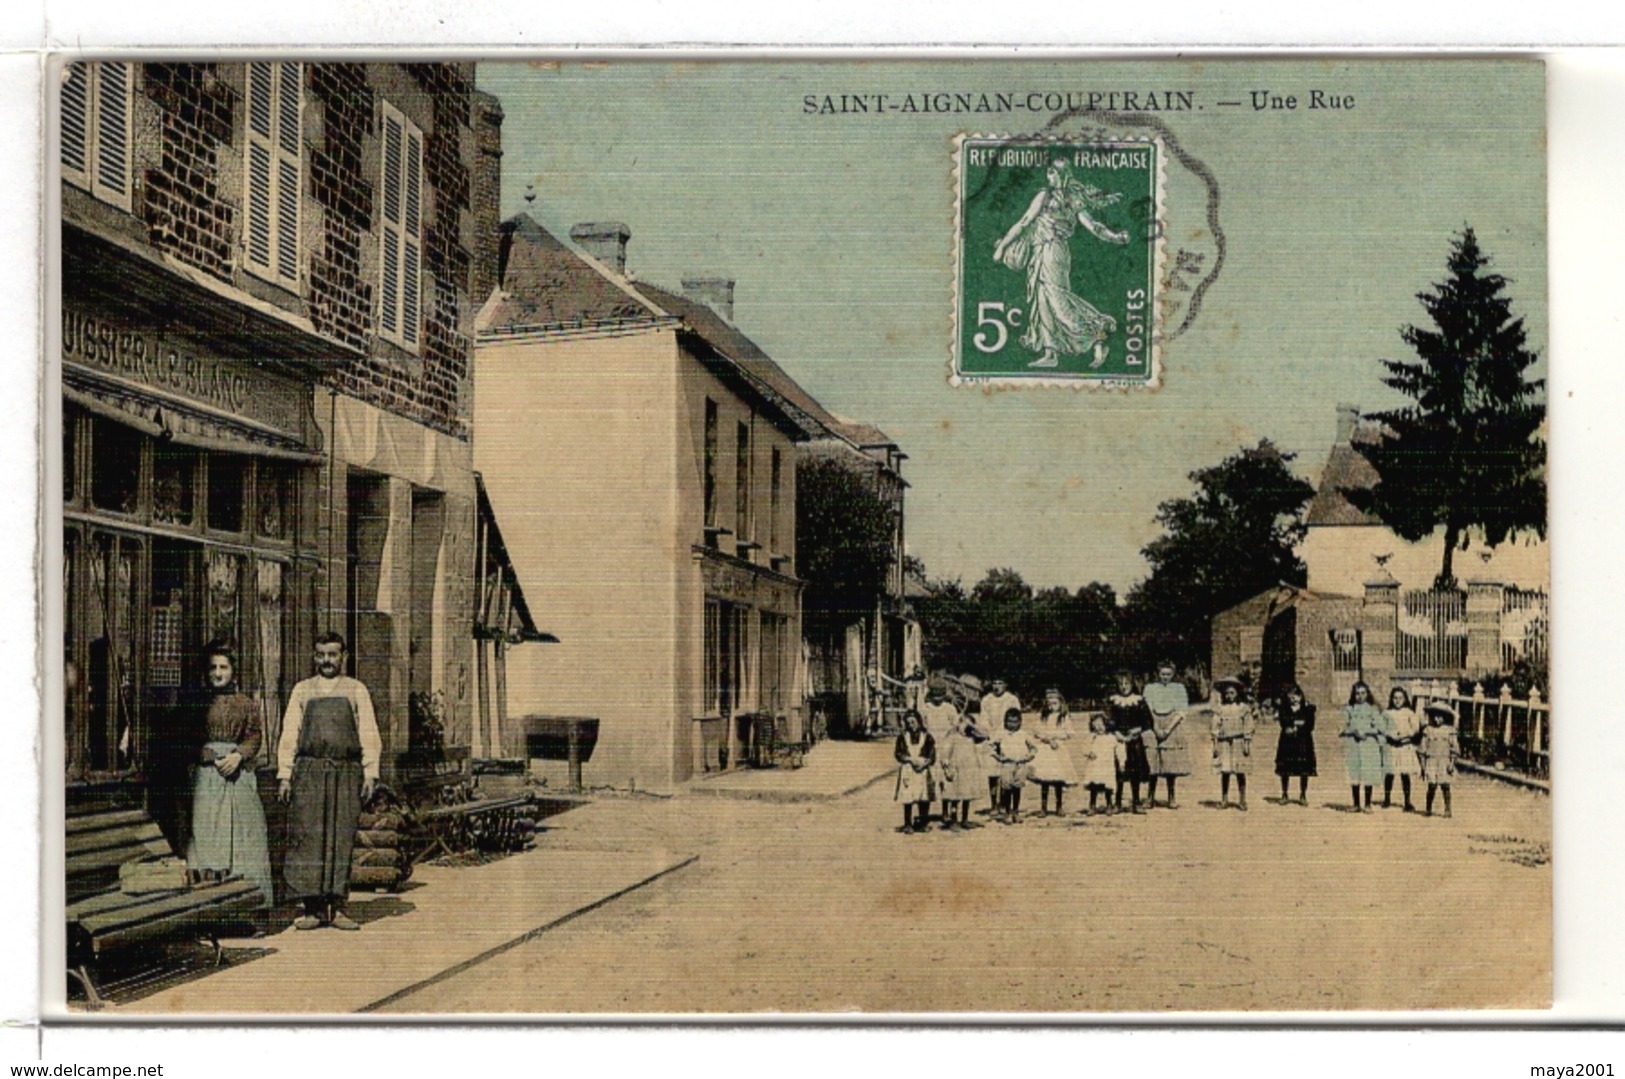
[477,59,1547,595]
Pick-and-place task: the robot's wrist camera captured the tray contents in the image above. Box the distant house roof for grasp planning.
[478,214,905,454]
[1213,582,1362,626]
[629,280,845,441]
[824,413,899,451]
[1305,426,1384,527]
[480,214,667,335]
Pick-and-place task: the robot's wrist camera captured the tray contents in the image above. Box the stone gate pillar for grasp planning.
[1362,570,1399,699]
[1466,579,1507,677]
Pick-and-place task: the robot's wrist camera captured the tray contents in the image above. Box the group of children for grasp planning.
[895,681,1123,831]
[893,666,1464,831]
[1340,681,1462,817]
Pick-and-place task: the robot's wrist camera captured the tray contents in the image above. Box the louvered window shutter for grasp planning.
[62,62,131,211]
[378,102,423,353]
[244,62,301,288]
[274,62,302,284]
[379,111,403,341]
[60,63,89,183]
[245,63,274,275]
[93,63,131,209]
[402,128,422,349]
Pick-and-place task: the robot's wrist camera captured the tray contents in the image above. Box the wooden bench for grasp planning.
[66,807,265,1008]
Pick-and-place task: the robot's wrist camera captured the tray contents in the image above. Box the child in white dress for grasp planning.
[991,708,1038,824]
[1029,688,1080,817]
[1079,712,1123,813]
[936,711,987,829]
[1419,701,1460,819]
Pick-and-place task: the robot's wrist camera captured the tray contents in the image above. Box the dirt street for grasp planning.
[380,723,1550,1014]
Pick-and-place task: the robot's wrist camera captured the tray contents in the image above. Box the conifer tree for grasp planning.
[1349,227,1546,590]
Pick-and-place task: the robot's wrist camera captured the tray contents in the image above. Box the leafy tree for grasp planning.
[1347,227,1546,590]
[1124,440,1315,671]
[796,455,898,618]
[915,567,1121,703]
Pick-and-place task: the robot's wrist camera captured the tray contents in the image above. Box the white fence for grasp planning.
[1407,680,1549,779]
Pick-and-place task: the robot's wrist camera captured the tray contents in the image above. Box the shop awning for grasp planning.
[475,473,557,645]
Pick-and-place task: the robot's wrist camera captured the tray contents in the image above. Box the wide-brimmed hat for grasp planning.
[957,674,983,694]
[1423,701,1458,720]
[1212,675,1246,692]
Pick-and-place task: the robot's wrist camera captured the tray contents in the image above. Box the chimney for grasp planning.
[569,222,631,276]
[681,276,736,323]
[470,91,505,304]
[1335,402,1360,445]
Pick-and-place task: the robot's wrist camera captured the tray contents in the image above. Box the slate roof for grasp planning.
[479,214,902,452]
[628,280,844,441]
[481,214,660,333]
[1305,427,1383,527]
[823,414,898,450]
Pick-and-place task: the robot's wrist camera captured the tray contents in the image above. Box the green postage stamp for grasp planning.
[954,136,1163,386]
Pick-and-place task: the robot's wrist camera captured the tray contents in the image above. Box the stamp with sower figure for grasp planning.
[953,135,1163,387]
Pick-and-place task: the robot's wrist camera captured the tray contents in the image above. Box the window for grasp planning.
[256,460,296,540]
[85,531,142,774]
[90,418,141,516]
[63,410,79,504]
[207,453,249,533]
[378,101,424,352]
[703,399,718,529]
[735,420,752,543]
[769,447,781,554]
[243,61,303,288]
[760,612,785,713]
[61,62,132,212]
[151,445,198,527]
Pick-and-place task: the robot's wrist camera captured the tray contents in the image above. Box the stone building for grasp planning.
[1211,403,1548,708]
[58,61,492,847]
[474,215,829,791]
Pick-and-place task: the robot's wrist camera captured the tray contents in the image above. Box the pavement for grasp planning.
[683,738,897,801]
[114,840,696,1015]
[105,738,881,1014]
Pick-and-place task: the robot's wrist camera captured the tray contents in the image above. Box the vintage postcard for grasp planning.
[47,57,1549,1015]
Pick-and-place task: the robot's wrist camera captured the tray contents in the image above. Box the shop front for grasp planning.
[60,300,324,849]
[696,549,802,771]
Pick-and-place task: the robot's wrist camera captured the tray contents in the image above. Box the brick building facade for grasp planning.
[59,60,486,858]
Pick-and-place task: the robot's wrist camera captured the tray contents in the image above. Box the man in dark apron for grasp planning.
[276,632,381,931]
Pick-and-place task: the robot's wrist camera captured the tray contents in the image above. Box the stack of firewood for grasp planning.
[349,786,419,892]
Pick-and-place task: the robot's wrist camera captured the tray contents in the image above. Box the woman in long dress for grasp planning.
[1273,682,1318,805]
[992,159,1131,369]
[1382,687,1423,812]
[1144,661,1193,809]
[1340,681,1386,813]
[185,644,274,906]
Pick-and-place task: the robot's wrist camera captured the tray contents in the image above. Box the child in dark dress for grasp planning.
[1107,671,1153,814]
[1273,682,1317,805]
